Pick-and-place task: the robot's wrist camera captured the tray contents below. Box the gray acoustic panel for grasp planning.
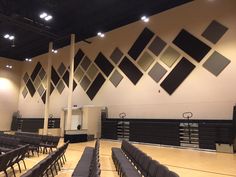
[80,75,91,91]
[58,63,66,76]
[42,75,47,88]
[202,20,228,44]
[34,76,41,89]
[23,73,29,84]
[148,36,167,56]
[39,68,46,80]
[160,46,180,68]
[137,52,155,71]
[87,64,98,80]
[110,48,124,64]
[37,84,45,96]
[81,56,91,71]
[148,62,167,83]
[110,70,123,87]
[203,51,231,76]
[74,67,84,82]
[22,87,28,98]
[57,80,65,94]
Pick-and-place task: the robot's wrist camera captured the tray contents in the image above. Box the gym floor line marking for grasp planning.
[165,164,236,177]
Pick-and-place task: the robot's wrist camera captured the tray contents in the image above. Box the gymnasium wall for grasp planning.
[0,57,22,130]
[18,0,236,120]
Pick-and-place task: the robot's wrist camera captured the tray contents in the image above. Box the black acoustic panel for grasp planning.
[160,58,195,95]
[63,70,69,87]
[31,62,42,81]
[51,66,60,86]
[119,56,143,85]
[173,29,211,62]
[50,82,54,95]
[128,27,154,60]
[86,73,106,100]
[73,80,77,91]
[95,52,114,77]
[26,79,36,97]
[41,91,46,104]
[74,49,85,71]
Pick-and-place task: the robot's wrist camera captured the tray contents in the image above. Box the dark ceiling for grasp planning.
[0,0,193,61]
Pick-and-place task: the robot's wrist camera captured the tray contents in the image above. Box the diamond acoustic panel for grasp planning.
[73,80,77,91]
[63,70,69,87]
[87,73,106,100]
[57,80,65,94]
[34,76,41,89]
[80,75,91,91]
[50,82,55,95]
[37,84,45,96]
[41,91,46,104]
[87,64,98,80]
[81,56,91,71]
[148,62,167,83]
[137,52,155,71]
[23,73,29,84]
[51,67,60,86]
[128,27,154,60]
[110,70,123,87]
[31,62,42,81]
[160,46,180,68]
[148,36,167,57]
[74,67,84,82]
[173,29,211,62]
[95,52,114,77]
[110,47,123,64]
[39,68,46,80]
[74,49,85,71]
[160,58,195,95]
[119,56,143,85]
[202,20,228,44]
[26,79,36,97]
[203,51,230,76]
[58,63,66,76]
[22,87,28,98]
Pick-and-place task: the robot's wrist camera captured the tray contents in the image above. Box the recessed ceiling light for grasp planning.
[52,49,58,54]
[97,32,105,38]
[25,58,32,62]
[40,12,48,19]
[6,65,12,69]
[9,36,15,40]
[45,15,53,21]
[141,16,149,23]
[4,34,10,39]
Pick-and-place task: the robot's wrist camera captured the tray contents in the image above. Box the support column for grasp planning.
[66,34,75,130]
[43,42,53,135]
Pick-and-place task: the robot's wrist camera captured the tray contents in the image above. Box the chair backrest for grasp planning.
[148,160,160,177]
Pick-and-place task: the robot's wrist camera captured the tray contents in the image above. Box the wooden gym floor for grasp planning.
[0,139,236,177]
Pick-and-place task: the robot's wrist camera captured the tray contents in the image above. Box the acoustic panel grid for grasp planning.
[22,20,230,101]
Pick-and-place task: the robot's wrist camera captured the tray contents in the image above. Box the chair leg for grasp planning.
[17,162,22,173]
[4,170,8,177]
[22,159,27,170]
[11,166,16,177]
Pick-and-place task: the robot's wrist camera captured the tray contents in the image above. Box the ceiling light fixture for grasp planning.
[52,49,58,54]
[39,12,53,21]
[97,32,105,38]
[141,16,149,23]
[25,58,32,62]
[3,34,15,40]
[6,65,13,69]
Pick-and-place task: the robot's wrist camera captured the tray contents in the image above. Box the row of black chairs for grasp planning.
[0,132,60,156]
[0,145,29,177]
[72,140,101,177]
[112,140,179,177]
[0,136,20,153]
[21,141,69,177]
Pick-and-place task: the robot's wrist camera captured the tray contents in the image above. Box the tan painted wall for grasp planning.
[18,0,236,120]
[0,57,22,130]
